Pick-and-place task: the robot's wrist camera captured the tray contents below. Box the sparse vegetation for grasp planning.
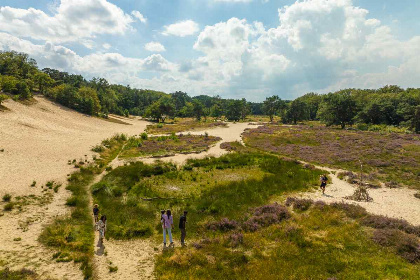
[2,193,12,202]
[3,202,14,211]
[0,268,38,280]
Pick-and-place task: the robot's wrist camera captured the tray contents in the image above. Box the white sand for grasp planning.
[296,165,420,226]
[0,96,149,279]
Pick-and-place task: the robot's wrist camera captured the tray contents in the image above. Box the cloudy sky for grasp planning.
[0,0,419,101]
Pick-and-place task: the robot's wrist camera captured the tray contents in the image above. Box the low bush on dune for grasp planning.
[0,268,38,280]
[361,215,420,236]
[2,193,12,202]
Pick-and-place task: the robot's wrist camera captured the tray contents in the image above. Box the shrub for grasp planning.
[385,181,400,188]
[415,193,420,199]
[330,202,368,219]
[207,218,239,232]
[4,202,14,211]
[92,145,105,153]
[226,232,244,248]
[109,265,118,272]
[372,229,420,263]
[361,215,420,236]
[30,181,36,187]
[292,199,313,211]
[140,132,148,140]
[243,204,291,232]
[2,193,12,202]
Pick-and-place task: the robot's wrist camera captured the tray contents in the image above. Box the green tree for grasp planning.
[263,95,285,122]
[192,99,205,121]
[317,91,357,129]
[226,100,242,122]
[15,81,31,99]
[284,99,309,124]
[0,75,18,93]
[78,87,101,115]
[240,98,251,121]
[34,72,54,93]
[210,103,223,118]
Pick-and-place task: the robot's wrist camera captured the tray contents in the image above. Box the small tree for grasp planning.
[240,98,251,121]
[226,100,242,121]
[283,99,309,124]
[34,72,54,93]
[192,99,205,121]
[15,81,31,99]
[263,95,285,122]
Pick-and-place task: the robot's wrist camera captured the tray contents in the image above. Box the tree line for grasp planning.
[0,51,419,132]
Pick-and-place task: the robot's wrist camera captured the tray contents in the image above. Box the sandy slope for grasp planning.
[0,97,149,279]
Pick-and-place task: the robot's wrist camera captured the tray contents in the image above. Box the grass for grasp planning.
[146,118,227,134]
[3,202,14,211]
[39,134,128,279]
[91,152,323,240]
[2,193,12,202]
[0,268,38,280]
[243,124,420,188]
[155,200,420,279]
[119,133,221,158]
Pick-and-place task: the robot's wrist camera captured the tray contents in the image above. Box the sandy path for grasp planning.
[292,165,420,226]
[113,122,260,167]
[0,97,149,279]
[92,122,261,279]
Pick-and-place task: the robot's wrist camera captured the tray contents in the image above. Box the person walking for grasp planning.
[179,211,187,246]
[162,209,174,247]
[320,174,328,194]
[93,204,100,223]
[98,215,107,244]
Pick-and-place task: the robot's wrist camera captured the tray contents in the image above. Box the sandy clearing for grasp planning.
[0,96,149,279]
[113,122,261,167]
[290,165,420,226]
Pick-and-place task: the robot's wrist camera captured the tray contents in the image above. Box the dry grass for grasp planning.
[146,118,227,134]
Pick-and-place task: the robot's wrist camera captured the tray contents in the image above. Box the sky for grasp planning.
[0,0,419,101]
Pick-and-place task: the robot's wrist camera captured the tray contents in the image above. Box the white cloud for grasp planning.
[0,0,134,44]
[163,20,199,37]
[131,10,147,23]
[144,42,166,52]
[214,0,252,2]
[102,43,111,50]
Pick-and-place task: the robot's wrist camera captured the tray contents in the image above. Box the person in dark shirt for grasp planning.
[93,204,100,223]
[179,211,188,246]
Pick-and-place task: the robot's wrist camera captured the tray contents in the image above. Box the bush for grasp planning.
[372,229,420,263]
[243,203,291,231]
[2,193,12,202]
[361,215,420,236]
[207,218,239,232]
[415,193,420,199]
[140,132,148,140]
[4,202,14,211]
[330,202,368,219]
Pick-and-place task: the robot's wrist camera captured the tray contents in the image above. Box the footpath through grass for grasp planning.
[91,152,323,240]
[39,134,127,279]
[243,124,420,188]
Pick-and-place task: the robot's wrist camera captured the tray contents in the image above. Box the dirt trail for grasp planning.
[91,122,260,279]
[0,97,149,279]
[294,165,420,226]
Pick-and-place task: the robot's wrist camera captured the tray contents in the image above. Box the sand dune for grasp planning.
[0,96,149,279]
[0,96,149,197]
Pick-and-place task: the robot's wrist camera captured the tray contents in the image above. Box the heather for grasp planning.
[119,133,221,158]
[156,201,420,279]
[243,124,420,188]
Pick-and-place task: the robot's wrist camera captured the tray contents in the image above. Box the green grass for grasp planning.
[39,134,128,279]
[91,152,322,240]
[146,118,227,134]
[155,203,420,280]
[119,134,221,158]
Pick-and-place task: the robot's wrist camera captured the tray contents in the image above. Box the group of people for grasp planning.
[160,209,188,247]
[93,204,188,248]
[93,204,107,243]
[93,176,328,247]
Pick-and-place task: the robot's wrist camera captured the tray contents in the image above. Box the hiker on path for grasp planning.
[320,174,328,194]
[93,204,100,223]
[98,215,107,243]
[179,211,188,246]
[162,209,174,247]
